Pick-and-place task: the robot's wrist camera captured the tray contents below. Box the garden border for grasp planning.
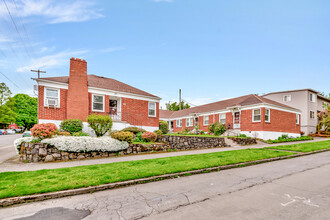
[1,148,330,207]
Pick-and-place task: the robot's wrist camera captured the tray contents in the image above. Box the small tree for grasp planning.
[159,120,169,134]
[0,97,17,125]
[86,114,113,137]
[165,101,190,111]
[60,119,83,134]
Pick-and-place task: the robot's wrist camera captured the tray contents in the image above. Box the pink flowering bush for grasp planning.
[31,123,58,139]
[141,131,157,142]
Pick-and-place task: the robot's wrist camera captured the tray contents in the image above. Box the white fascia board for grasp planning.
[37,80,68,89]
[88,87,161,102]
[241,103,301,114]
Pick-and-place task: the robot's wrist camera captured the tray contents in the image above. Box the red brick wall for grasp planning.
[121,97,159,127]
[67,58,89,121]
[38,86,67,121]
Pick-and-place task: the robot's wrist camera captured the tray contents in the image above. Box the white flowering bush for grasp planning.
[14,137,39,153]
[41,136,129,152]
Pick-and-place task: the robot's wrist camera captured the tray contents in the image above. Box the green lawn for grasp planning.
[0,149,294,199]
[267,140,330,152]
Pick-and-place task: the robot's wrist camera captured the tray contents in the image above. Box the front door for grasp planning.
[109,99,118,115]
[233,112,240,129]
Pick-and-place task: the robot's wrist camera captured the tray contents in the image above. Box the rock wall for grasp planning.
[158,135,227,149]
[228,137,257,145]
[19,135,228,163]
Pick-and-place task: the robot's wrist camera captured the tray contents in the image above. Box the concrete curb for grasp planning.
[1,148,330,207]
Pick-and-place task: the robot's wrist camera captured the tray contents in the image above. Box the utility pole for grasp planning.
[179,89,182,110]
[30,69,46,78]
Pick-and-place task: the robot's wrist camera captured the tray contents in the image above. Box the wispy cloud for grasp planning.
[0,0,103,24]
[16,49,88,72]
[99,47,126,54]
[0,34,13,43]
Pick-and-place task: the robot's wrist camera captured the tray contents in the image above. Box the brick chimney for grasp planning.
[67,58,89,121]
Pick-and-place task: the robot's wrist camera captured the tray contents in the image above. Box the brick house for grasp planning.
[36,58,161,134]
[160,94,301,140]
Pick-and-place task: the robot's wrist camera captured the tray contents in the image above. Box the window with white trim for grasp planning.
[219,113,226,124]
[148,102,156,117]
[309,93,315,102]
[45,88,60,107]
[92,94,104,112]
[310,111,315,119]
[186,118,193,127]
[283,95,291,102]
[203,115,209,125]
[296,114,299,124]
[265,108,270,122]
[176,119,182,127]
[253,109,261,122]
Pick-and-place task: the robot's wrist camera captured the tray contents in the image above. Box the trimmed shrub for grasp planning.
[208,122,226,136]
[121,127,146,134]
[110,131,134,143]
[31,123,58,139]
[59,119,83,134]
[133,132,144,142]
[72,131,89,136]
[58,131,71,136]
[86,114,113,137]
[154,129,163,136]
[41,136,129,152]
[159,121,169,134]
[142,131,157,142]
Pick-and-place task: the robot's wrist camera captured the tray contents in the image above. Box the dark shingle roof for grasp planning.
[159,94,300,119]
[37,74,160,99]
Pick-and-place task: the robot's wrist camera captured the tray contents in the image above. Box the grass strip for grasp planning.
[267,140,330,152]
[0,149,294,199]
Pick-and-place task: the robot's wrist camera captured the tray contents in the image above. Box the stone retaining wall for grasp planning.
[158,135,227,149]
[19,135,228,163]
[228,137,257,145]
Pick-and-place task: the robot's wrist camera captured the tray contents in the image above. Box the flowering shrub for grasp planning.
[121,127,146,134]
[14,137,39,153]
[141,132,157,142]
[58,131,71,136]
[110,131,134,143]
[41,136,129,152]
[30,123,58,139]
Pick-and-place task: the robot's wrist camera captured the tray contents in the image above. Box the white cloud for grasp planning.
[0,35,13,43]
[16,49,88,72]
[0,0,103,24]
[99,47,126,53]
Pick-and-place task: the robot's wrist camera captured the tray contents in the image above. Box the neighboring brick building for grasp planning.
[36,58,161,133]
[160,94,301,140]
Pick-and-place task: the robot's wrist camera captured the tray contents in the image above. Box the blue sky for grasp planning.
[0,0,329,107]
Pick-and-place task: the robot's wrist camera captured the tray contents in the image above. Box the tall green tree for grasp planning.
[0,97,17,124]
[0,82,12,106]
[165,101,190,111]
[13,94,38,130]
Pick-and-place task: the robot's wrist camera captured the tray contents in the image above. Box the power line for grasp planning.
[2,0,33,59]
[0,71,20,90]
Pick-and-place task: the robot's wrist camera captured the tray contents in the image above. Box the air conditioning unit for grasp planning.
[46,99,58,108]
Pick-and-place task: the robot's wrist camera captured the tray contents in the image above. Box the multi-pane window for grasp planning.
[283,95,291,102]
[265,108,270,122]
[186,118,193,127]
[45,88,59,107]
[253,109,261,122]
[176,119,182,127]
[148,102,156,117]
[296,114,299,124]
[310,111,315,119]
[219,113,226,124]
[203,115,209,125]
[92,94,104,111]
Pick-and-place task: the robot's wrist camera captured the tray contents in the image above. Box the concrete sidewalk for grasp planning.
[0,137,328,173]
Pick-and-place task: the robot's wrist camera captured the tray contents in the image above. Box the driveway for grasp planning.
[0,134,21,163]
[1,150,329,220]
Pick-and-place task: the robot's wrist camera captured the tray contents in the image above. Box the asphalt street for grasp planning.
[0,134,21,163]
[1,150,329,220]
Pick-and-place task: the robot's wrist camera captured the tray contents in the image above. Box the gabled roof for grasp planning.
[160,94,300,119]
[37,74,160,99]
[263,88,330,102]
